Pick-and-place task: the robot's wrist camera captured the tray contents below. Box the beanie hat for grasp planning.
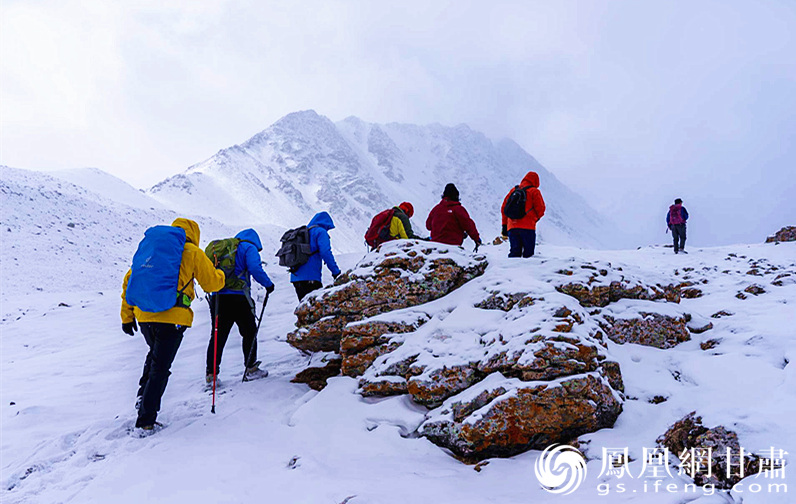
[442,183,460,202]
[674,198,682,205]
[398,202,414,218]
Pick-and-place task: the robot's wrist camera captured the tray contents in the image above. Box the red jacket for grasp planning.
[501,171,546,231]
[426,198,481,246]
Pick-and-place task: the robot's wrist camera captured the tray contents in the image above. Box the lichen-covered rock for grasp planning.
[657,412,759,488]
[474,291,538,311]
[287,315,358,353]
[681,287,703,299]
[340,316,426,377]
[341,342,403,377]
[287,241,487,387]
[556,279,680,307]
[765,226,796,243]
[421,373,622,460]
[477,334,604,382]
[601,307,691,349]
[407,365,481,407]
[359,375,408,396]
[294,240,487,327]
[360,296,619,408]
[744,284,766,296]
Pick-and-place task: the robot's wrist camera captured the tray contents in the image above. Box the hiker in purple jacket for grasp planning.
[666,198,689,254]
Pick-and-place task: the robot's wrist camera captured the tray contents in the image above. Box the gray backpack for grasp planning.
[276,225,316,272]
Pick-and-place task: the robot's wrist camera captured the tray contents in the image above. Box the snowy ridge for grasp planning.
[149,111,617,252]
[0,166,282,295]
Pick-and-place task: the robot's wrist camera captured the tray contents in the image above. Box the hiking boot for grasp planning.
[205,373,214,385]
[243,363,268,382]
[681,250,688,254]
[139,421,164,431]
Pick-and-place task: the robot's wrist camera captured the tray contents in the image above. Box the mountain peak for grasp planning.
[149,112,618,250]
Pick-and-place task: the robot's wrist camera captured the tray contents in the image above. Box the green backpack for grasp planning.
[205,238,248,291]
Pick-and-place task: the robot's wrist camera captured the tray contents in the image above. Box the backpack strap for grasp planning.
[175,275,195,308]
[306,225,319,255]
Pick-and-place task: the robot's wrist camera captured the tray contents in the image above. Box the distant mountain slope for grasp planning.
[47,167,167,210]
[0,166,248,294]
[149,111,616,251]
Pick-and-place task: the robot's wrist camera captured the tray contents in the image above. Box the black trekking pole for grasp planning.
[242,290,269,383]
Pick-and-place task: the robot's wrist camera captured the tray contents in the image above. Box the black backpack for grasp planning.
[276,226,316,272]
[503,185,531,220]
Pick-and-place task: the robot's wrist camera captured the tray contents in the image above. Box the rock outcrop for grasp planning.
[551,260,681,307]
[287,240,488,384]
[597,300,693,349]
[284,244,719,462]
[355,264,628,460]
[765,226,796,243]
[658,412,760,488]
[421,372,621,460]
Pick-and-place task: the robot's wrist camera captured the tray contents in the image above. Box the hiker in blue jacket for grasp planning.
[291,212,341,301]
[206,229,274,383]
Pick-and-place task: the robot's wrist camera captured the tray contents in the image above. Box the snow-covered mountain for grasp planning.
[149,111,616,251]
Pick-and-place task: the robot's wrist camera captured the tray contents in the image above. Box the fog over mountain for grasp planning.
[149,110,619,252]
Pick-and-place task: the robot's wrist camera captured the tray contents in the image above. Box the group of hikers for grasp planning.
[120,168,688,431]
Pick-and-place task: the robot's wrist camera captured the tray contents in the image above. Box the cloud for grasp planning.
[1,0,794,245]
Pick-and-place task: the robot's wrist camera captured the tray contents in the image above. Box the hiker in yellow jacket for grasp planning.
[121,218,224,430]
[389,202,421,239]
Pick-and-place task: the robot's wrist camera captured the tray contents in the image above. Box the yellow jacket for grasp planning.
[121,218,225,327]
[389,215,408,239]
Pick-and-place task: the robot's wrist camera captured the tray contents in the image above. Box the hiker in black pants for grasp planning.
[205,229,274,383]
[666,198,690,254]
[121,218,225,430]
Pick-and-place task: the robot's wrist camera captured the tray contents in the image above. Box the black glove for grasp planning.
[122,320,138,336]
[266,284,275,294]
[474,241,481,253]
[501,224,508,237]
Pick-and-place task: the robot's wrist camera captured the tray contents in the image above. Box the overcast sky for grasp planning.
[2,0,794,246]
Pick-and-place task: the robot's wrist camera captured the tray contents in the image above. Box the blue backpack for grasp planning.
[126,226,189,312]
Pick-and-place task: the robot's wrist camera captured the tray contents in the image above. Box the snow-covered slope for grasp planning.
[0,166,281,295]
[149,111,616,252]
[46,167,167,211]
[3,236,795,504]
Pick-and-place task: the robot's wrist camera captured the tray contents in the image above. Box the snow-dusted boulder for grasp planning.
[353,256,631,460]
[598,300,692,349]
[657,412,760,489]
[287,240,488,371]
[421,373,622,460]
[551,259,681,307]
[765,225,796,243]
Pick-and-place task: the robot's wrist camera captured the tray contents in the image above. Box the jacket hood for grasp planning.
[235,228,263,251]
[521,171,540,188]
[172,218,200,245]
[309,211,335,230]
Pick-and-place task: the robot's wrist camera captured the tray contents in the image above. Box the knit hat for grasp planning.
[674,198,682,205]
[398,202,414,218]
[442,183,460,202]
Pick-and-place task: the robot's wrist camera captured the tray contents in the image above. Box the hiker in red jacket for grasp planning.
[666,198,689,254]
[501,171,546,257]
[426,183,482,250]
